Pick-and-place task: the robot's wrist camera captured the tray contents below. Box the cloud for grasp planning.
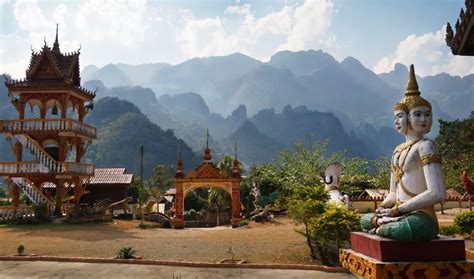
[177,17,238,58]
[225,4,251,16]
[4,0,337,77]
[373,26,474,77]
[76,0,149,47]
[277,0,335,51]
[178,0,336,61]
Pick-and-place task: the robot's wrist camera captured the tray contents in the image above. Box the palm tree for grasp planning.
[208,188,230,226]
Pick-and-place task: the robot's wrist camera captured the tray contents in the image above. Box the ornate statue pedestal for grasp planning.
[340,232,474,278]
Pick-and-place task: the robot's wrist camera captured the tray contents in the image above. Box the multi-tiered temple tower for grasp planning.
[0,26,96,215]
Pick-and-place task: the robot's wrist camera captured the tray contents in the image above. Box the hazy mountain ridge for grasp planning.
[82,50,472,126]
[84,97,200,178]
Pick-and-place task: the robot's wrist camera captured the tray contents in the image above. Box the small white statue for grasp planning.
[324,162,351,209]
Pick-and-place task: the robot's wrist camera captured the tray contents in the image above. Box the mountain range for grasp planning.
[82,50,474,125]
[1,50,472,176]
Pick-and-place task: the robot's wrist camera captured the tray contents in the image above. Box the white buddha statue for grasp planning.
[324,162,351,209]
[361,65,446,241]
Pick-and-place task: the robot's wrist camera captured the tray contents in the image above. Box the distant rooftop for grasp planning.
[89,168,133,184]
[43,168,133,188]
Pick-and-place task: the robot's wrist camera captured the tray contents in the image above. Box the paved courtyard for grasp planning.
[0,261,355,279]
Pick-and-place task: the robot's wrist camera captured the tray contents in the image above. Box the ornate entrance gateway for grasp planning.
[172,140,241,229]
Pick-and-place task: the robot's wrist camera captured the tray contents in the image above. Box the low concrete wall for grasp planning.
[352,200,470,213]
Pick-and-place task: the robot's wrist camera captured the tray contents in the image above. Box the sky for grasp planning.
[1,0,473,79]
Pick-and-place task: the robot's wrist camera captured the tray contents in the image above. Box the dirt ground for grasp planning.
[0,217,313,264]
[0,208,469,265]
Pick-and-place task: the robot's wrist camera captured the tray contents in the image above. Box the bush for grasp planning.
[439,224,461,237]
[454,211,474,234]
[116,247,137,259]
[307,203,360,265]
[239,219,250,227]
[34,203,49,223]
[138,221,161,229]
[287,184,360,266]
[0,187,6,198]
[184,209,197,221]
[17,244,24,256]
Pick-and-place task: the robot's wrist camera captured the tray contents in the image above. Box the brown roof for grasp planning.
[42,168,133,188]
[446,188,462,199]
[89,168,133,184]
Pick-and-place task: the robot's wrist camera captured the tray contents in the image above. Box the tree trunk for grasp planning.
[303,223,317,260]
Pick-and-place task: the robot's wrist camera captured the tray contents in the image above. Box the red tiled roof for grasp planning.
[446,188,462,199]
[89,168,133,184]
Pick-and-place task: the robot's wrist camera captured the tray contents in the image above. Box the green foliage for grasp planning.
[436,114,474,193]
[20,193,31,205]
[85,100,200,179]
[17,244,25,256]
[138,221,161,229]
[239,219,250,226]
[454,211,474,234]
[116,247,137,259]
[184,209,197,221]
[0,187,6,198]
[33,203,49,223]
[184,189,208,211]
[274,141,362,265]
[208,188,230,225]
[439,224,461,237]
[287,184,327,224]
[308,203,360,249]
[286,183,359,265]
[145,165,174,198]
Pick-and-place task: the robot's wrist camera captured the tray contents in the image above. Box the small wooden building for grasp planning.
[80,168,133,204]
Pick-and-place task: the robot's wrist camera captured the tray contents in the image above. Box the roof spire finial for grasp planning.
[234,142,237,160]
[53,23,60,52]
[203,129,213,163]
[404,64,420,97]
[175,141,184,178]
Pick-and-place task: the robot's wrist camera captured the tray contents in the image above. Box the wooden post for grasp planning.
[172,180,184,229]
[12,181,20,208]
[73,177,82,206]
[54,180,65,216]
[139,145,144,226]
[231,181,240,228]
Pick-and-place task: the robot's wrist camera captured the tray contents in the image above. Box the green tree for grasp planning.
[287,184,327,260]
[208,188,230,226]
[308,204,360,265]
[436,113,474,193]
[271,140,362,265]
[146,165,174,198]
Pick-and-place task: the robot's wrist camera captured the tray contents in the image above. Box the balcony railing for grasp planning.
[0,161,94,176]
[0,118,96,139]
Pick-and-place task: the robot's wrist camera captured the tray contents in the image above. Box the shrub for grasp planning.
[17,244,24,256]
[116,247,136,259]
[439,224,461,237]
[34,203,49,223]
[239,219,250,227]
[454,211,474,234]
[184,209,197,221]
